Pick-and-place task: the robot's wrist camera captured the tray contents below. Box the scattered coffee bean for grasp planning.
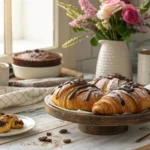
[34,49,39,53]
[46,132,51,136]
[38,136,47,142]
[63,139,71,144]
[59,129,68,134]
[46,138,52,142]
[0,113,5,115]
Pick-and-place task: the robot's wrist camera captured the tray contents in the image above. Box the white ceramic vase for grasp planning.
[95,40,132,78]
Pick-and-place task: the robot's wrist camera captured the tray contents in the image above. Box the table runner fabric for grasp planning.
[0,76,78,110]
[9,77,76,87]
[0,86,55,110]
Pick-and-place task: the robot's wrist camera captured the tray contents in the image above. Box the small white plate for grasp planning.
[0,115,35,137]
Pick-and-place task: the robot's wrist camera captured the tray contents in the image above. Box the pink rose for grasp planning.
[97,0,125,20]
[122,5,140,24]
[102,0,120,5]
[121,0,130,4]
[102,0,125,6]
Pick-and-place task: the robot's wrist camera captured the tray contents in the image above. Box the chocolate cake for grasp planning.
[12,49,62,67]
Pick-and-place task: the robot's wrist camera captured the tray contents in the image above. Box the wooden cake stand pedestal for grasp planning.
[78,124,128,135]
[44,95,150,135]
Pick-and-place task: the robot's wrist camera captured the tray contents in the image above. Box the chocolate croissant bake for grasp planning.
[51,79,103,111]
[90,73,132,94]
[0,113,24,133]
[92,83,150,115]
[51,73,150,115]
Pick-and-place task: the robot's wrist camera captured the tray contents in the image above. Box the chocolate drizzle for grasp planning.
[145,88,150,95]
[52,79,88,99]
[68,85,99,101]
[118,82,141,93]
[68,85,89,100]
[106,73,132,82]
[93,73,132,83]
[52,78,101,101]
[0,121,6,127]
[107,92,125,106]
[105,82,142,106]
[109,82,145,106]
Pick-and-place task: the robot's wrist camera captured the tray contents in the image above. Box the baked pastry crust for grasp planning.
[90,73,132,94]
[51,74,150,115]
[0,118,11,133]
[12,49,62,67]
[51,79,103,111]
[11,119,24,129]
[0,113,24,133]
[92,83,150,115]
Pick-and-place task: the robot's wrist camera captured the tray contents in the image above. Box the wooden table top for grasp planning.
[0,102,150,150]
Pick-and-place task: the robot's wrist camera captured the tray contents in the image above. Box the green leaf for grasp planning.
[139,0,150,14]
[73,27,85,32]
[95,31,105,40]
[126,29,136,35]
[115,23,127,36]
[146,23,150,28]
[90,37,98,46]
[122,35,131,42]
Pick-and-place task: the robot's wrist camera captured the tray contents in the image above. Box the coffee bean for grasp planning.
[0,113,5,116]
[34,49,40,53]
[46,132,51,136]
[63,139,71,144]
[38,136,47,142]
[46,138,52,142]
[59,129,68,134]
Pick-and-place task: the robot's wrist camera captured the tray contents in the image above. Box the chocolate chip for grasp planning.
[38,136,47,142]
[59,129,68,134]
[0,120,6,127]
[46,132,51,136]
[63,139,71,144]
[46,138,52,142]
[14,120,24,125]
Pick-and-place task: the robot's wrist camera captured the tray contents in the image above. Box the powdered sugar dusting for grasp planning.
[107,78,119,91]
[134,88,148,99]
[95,78,108,90]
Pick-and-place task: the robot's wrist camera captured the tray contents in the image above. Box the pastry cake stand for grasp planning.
[44,95,150,135]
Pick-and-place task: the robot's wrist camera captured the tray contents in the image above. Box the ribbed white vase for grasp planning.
[95,40,132,78]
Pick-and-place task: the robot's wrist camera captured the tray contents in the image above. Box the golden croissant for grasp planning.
[51,79,103,111]
[92,83,150,115]
[90,73,132,94]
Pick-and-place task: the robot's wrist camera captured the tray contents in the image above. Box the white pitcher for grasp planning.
[95,40,132,78]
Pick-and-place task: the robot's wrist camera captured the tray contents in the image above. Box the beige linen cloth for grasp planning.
[0,77,78,110]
